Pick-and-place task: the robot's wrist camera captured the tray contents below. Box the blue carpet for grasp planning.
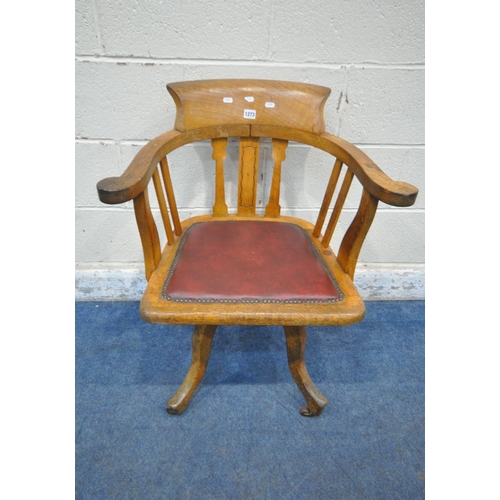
[76,301,424,499]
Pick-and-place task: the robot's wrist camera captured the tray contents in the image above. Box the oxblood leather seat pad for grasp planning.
[162,221,343,303]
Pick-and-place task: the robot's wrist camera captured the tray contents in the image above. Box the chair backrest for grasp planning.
[168,79,331,220]
[167,79,330,134]
[97,79,418,281]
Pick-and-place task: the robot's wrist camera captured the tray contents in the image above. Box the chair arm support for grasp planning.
[320,133,418,207]
[337,189,379,279]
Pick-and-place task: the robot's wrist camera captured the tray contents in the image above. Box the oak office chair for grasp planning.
[97,79,418,417]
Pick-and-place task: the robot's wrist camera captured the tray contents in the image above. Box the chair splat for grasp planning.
[313,158,343,238]
[321,168,355,248]
[211,138,229,217]
[159,157,182,236]
[264,139,288,218]
[152,167,175,245]
[237,137,260,216]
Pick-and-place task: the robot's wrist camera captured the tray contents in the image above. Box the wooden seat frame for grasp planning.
[97,79,418,416]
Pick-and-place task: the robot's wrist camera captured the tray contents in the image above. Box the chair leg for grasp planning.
[283,325,328,417]
[166,324,217,415]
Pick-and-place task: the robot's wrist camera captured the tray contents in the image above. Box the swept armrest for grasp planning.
[320,133,418,207]
[97,125,252,205]
[250,125,418,207]
[97,130,181,205]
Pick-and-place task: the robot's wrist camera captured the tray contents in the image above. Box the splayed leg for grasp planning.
[167,324,217,415]
[283,325,328,416]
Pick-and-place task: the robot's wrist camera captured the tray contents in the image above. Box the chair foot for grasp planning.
[284,326,328,417]
[166,324,217,415]
[300,406,314,417]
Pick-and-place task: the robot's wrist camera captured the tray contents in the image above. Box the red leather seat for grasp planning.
[163,220,343,303]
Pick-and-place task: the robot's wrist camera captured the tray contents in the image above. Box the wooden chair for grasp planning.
[97,79,418,417]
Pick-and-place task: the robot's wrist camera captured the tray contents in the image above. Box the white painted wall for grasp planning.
[75,0,424,299]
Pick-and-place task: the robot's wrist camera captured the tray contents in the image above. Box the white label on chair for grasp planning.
[223,97,233,103]
[244,96,254,102]
[243,109,256,119]
[265,102,275,108]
